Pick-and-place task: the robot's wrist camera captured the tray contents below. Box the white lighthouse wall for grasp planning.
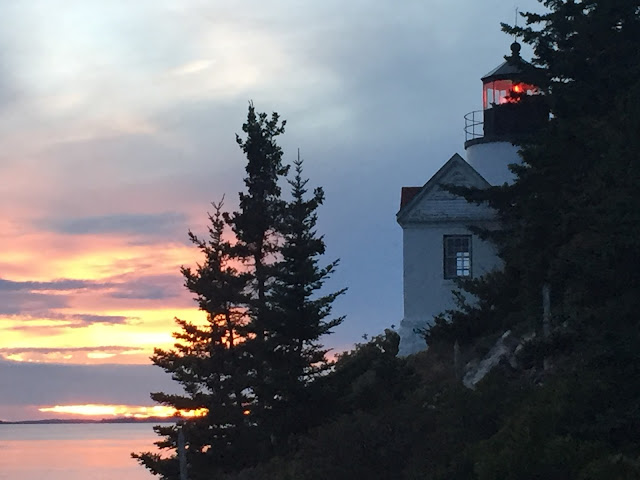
[397,223,499,356]
[465,141,522,185]
[396,154,500,356]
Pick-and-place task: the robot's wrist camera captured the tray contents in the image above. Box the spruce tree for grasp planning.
[427,2,640,476]
[226,110,345,455]
[223,103,290,455]
[133,104,344,480]
[263,155,346,446]
[133,202,253,480]
[431,0,640,344]
[135,104,346,477]
[502,0,640,336]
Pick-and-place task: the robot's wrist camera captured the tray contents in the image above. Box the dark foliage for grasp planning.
[135,2,640,478]
[222,2,640,479]
[134,105,344,478]
[261,155,346,448]
[132,201,254,479]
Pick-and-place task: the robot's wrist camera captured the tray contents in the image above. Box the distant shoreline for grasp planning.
[0,417,177,425]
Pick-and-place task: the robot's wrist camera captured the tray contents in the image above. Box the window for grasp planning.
[444,235,471,279]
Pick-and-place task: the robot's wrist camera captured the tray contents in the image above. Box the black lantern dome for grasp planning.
[464,42,547,148]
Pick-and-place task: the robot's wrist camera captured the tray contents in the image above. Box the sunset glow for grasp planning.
[0,218,209,365]
[39,404,208,419]
[0,0,445,424]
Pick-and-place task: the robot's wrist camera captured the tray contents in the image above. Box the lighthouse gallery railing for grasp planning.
[464,110,484,142]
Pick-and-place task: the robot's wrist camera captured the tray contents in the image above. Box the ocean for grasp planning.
[0,423,169,480]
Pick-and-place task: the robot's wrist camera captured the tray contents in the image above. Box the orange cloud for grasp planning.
[0,164,248,372]
[39,404,207,419]
[0,223,209,365]
[0,345,148,364]
[0,187,226,358]
[1,307,207,364]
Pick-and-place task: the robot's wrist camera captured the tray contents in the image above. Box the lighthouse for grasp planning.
[464,41,547,184]
[396,43,546,356]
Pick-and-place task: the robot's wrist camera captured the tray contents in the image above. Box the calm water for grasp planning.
[0,423,170,480]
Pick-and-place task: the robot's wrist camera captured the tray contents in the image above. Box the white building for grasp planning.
[397,43,547,356]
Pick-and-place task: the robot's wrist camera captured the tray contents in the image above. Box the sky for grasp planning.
[0,0,542,421]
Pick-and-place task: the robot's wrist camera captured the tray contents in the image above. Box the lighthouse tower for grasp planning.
[464,41,547,184]
[396,43,546,356]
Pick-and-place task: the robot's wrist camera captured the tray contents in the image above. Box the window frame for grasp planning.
[443,235,472,279]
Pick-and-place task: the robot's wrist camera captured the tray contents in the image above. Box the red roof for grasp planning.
[400,187,421,209]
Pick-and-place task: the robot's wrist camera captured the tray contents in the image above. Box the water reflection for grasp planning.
[0,423,170,480]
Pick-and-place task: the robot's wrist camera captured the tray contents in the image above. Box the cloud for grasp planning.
[66,313,132,326]
[0,7,21,110]
[0,345,142,356]
[42,212,188,237]
[0,358,181,412]
[0,292,69,315]
[0,56,17,109]
[109,289,173,301]
[0,0,546,362]
[0,313,134,331]
[108,273,183,301]
[0,278,110,292]
[170,59,213,76]
[0,272,186,322]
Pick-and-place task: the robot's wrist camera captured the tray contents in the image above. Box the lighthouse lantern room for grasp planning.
[464,41,547,185]
[481,42,538,109]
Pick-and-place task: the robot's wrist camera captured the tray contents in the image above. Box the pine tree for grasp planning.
[263,154,346,446]
[133,201,253,480]
[426,2,640,476]
[223,102,290,454]
[431,0,640,344]
[502,0,640,336]
[226,110,346,454]
[227,101,289,323]
[135,104,346,477]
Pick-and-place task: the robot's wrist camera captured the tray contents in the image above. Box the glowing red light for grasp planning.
[483,80,538,109]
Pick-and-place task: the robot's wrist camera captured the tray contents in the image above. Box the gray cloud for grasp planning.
[110,288,173,300]
[0,0,543,353]
[136,0,541,346]
[0,359,181,412]
[0,278,110,292]
[66,313,132,325]
[0,279,121,321]
[0,346,143,355]
[0,292,69,315]
[0,273,185,320]
[108,273,183,301]
[0,0,550,422]
[0,59,16,109]
[0,18,20,109]
[1,325,70,336]
[1,313,134,331]
[42,212,188,237]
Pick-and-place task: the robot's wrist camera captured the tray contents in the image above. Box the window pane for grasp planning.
[444,235,471,279]
[456,252,470,276]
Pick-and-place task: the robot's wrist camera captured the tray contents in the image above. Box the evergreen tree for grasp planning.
[135,104,346,477]
[431,0,640,345]
[263,155,346,445]
[227,101,289,325]
[504,0,640,337]
[426,1,640,477]
[223,102,290,454]
[492,0,640,342]
[133,201,253,480]
[209,7,640,480]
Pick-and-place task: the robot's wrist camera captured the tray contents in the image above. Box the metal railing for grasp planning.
[464,110,484,142]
